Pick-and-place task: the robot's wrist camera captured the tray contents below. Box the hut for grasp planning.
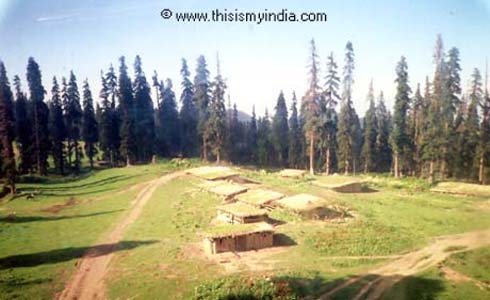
[275,193,324,211]
[312,176,365,193]
[216,202,268,224]
[278,169,307,178]
[235,188,285,208]
[203,223,274,255]
[186,166,239,180]
[200,180,248,199]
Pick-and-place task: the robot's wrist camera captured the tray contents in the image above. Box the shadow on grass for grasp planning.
[20,174,138,192]
[273,233,297,247]
[0,240,158,270]
[0,209,123,223]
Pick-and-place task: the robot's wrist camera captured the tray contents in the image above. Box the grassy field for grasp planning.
[1,163,489,299]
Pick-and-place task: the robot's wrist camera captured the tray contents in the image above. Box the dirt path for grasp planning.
[58,171,183,300]
[318,229,490,300]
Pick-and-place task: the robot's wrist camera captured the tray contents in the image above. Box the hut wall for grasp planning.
[205,231,274,254]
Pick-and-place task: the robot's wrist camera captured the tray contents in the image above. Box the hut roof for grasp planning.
[275,193,324,211]
[217,202,268,217]
[278,169,307,177]
[207,182,248,197]
[235,189,285,205]
[313,175,364,188]
[186,166,239,180]
[204,222,274,239]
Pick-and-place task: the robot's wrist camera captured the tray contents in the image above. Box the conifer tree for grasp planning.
[257,110,273,166]
[246,106,258,163]
[0,62,16,193]
[49,77,66,174]
[82,80,98,168]
[479,65,490,184]
[301,39,322,174]
[117,56,137,165]
[158,79,180,157]
[445,47,462,177]
[465,68,482,180]
[179,58,198,157]
[322,52,340,174]
[13,76,33,174]
[337,41,358,174]
[133,55,155,162]
[65,71,83,172]
[392,56,413,177]
[453,95,468,179]
[288,93,302,168]
[410,83,426,175]
[375,92,392,172]
[361,80,378,173]
[193,55,211,160]
[272,91,289,166]
[26,57,49,175]
[207,56,227,163]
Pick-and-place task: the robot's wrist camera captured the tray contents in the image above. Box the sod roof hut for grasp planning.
[203,223,274,255]
[216,202,268,224]
[278,169,307,178]
[235,189,285,208]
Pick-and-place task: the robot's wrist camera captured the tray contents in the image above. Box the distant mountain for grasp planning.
[226,109,252,123]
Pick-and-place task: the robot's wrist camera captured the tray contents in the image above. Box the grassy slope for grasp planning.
[1,165,489,299]
[0,162,187,299]
[105,169,490,299]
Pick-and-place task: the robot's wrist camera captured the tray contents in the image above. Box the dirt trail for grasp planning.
[318,229,490,300]
[58,171,183,300]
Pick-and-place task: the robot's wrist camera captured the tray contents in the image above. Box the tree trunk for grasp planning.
[126,154,131,167]
[429,160,435,184]
[345,159,349,175]
[325,148,330,175]
[216,150,221,164]
[34,102,41,175]
[309,131,314,175]
[479,152,485,184]
[110,150,114,167]
[353,158,357,176]
[394,151,399,178]
[202,137,207,161]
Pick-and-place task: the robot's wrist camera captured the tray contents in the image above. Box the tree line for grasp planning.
[0,34,489,195]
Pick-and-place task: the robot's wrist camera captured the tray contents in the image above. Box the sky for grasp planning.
[1,0,490,116]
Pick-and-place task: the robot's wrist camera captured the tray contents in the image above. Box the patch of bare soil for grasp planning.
[58,171,183,300]
[42,197,78,214]
[317,229,490,300]
[440,266,490,290]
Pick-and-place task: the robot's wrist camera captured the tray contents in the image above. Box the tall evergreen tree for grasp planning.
[246,106,258,163]
[479,65,490,184]
[375,92,392,172]
[82,80,98,169]
[117,56,137,165]
[392,56,413,177]
[179,58,198,157]
[13,76,33,174]
[26,57,49,175]
[65,71,83,172]
[48,77,66,174]
[337,41,359,174]
[133,55,155,162]
[193,55,211,160]
[410,83,426,175]
[322,52,340,174]
[272,91,289,166]
[0,62,16,194]
[158,79,180,157]
[361,80,378,173]
[301,39,322,174]
[466,68,483,180]
[207,56,227,163]
[257,110,273,166]
[288,93,302,168]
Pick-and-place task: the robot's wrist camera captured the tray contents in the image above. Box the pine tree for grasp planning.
[272,91,289,166]
[301,39,322,175]
[133,55,155,162]
[207,56,227,163]
[193,55,211,160]
[257,110,273,166]
[117,56,137,165]
[179,58,198,157]
[82,80,98,169]
[48,77,66,175]
[392,56,413,177]
[410,83,426,175]
[26,57,49,175]
[322,52,340,174]
[445,47,462,177]
[106,66,120,165]
[453,95,468,179]
[288,92,302,168]
[375,92,392,172]
[0,62,16,194]
[65,71,83,172]
[13,76,33,174]
[158,79,180,157]
[480,64,490,184]
[466,68,482,180]
[361,80,378,173]
[337,41,358,174]
[246,106,258,163]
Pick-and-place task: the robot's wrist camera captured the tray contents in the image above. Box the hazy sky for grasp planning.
[1,0,490,116]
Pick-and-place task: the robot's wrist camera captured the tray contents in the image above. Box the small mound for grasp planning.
[278,169,307,178]
[235,189,285,207]
[275,193,323,211]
